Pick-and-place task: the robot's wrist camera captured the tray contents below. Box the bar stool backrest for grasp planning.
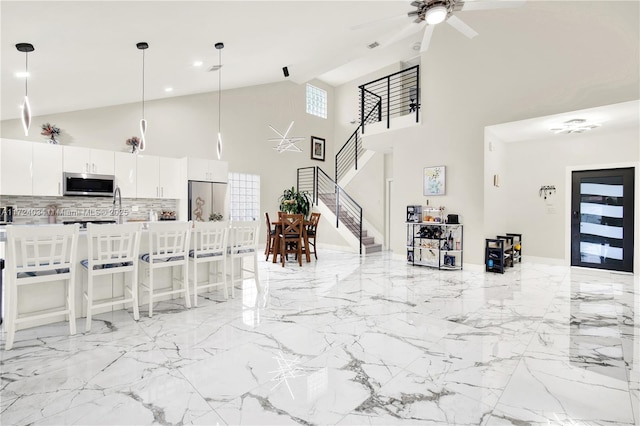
[193,221,228,257]
[7,224,79,276]
[147,221,191,261]
[86,223,141,269]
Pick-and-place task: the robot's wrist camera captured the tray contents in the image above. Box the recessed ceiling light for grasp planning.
[193,61,203,67]
[164,87,173,92]
[15,71,29,78]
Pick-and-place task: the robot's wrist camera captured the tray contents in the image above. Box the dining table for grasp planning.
[271,218,312,264]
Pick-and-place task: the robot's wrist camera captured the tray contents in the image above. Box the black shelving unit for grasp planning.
[486,234,522,273]
[407,222,463,270]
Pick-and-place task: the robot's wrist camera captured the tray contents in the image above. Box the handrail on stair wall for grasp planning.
[297,166,363,255]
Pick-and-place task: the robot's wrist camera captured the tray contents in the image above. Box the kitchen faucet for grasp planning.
[113,186,123,224]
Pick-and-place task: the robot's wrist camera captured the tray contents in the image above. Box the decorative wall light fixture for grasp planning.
[137,42,149,151]
[539,185,556,199]
[16,43,35,136]
[215,42,224,160]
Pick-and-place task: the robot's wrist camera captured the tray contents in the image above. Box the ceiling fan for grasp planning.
[362,0,524,53]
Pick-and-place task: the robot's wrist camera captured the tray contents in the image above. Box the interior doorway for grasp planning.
[571,167,635,272]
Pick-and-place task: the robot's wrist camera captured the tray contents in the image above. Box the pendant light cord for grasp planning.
[142,48,145,119]
[218,47,222,136]
[24,51,28,97]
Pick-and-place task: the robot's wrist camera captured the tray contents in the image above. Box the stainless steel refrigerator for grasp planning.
[188,181,228,222]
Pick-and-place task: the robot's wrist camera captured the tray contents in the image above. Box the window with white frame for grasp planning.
[229,173,260,221]
[306,84,327,119]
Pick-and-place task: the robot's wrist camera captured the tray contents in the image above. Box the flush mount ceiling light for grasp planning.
[550,118,602,134]
[16,42,34,136]
[425,2,448,25]
[215,42,224,160]
[137,42,149,151]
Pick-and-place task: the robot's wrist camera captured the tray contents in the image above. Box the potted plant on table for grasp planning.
[279,186,311,219]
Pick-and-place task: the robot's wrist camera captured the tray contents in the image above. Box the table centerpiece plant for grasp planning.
[279,186,311,219]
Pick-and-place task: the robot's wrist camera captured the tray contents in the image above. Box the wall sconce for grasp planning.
[539,185,556,199]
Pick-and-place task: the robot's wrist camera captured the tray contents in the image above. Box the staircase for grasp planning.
[294,65,421,255]
[297,167,382,255]
[317,192,382,254]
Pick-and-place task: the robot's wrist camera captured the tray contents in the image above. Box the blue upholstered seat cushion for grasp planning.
[81,259,133,270]
[188,249,222,259]
[17,268,70,278]
[139,253,185,263]
[229,248,255,255]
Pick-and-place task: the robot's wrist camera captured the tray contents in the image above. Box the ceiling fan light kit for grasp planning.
[425,3,448,25]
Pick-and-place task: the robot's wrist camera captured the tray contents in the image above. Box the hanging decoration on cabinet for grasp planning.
[41,123,61,144]
[539,185,556,199]
[423,166,445,196]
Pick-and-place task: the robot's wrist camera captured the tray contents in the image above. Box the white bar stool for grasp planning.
[81,223,141,332]
[4,224,80,350]
[138,221,191,317]
[228,221,261,297]
[190,221,229,306]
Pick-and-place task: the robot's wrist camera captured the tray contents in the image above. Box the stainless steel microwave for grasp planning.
[63,172,115,196]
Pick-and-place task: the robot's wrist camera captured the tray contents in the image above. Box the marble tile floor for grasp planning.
[1,250,638,426]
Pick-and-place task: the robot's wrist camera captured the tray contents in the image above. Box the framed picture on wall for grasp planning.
[424,166,446,196]
[311,136,325,161]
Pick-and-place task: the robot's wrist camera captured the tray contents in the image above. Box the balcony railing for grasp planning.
[359,64,420,133]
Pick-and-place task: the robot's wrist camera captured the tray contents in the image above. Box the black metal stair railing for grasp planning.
[334,103,380,184]
[359,64,420,134]
[297,166,363,255]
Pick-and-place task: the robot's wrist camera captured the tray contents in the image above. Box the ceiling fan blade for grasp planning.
[410,1,423,7]
[456,0,525,12]
[420,25,435,52]
[446,15,478,39]
[380,21,426,48]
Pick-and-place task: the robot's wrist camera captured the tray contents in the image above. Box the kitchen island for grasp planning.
[0,222,195,330]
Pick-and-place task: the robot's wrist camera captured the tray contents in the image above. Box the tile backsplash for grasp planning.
[0,195,178,225]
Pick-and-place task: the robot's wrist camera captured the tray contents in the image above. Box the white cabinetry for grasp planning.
[0,139,32,196]
[114,152,137,198]
[63,146,114,175]
[136,154,160,198]
[159,157,182,199]
[136,155,182,199]
[187,157,228,182]
[33,143,63,196]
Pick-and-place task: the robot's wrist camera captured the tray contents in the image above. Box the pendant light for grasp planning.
[16,43,34,136]
[215,42,224,160]
[137,42,149,151]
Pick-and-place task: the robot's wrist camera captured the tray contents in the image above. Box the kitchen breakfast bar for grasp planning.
[0,220,261,350]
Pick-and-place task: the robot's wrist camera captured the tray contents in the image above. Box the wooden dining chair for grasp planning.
[264,212,277,261]
[306,212,321,259]
[278,213,304,267]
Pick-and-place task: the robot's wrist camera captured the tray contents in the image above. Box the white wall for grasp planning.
[483,131,509,240]
[386,0,639,264]
[502,127,639,260]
